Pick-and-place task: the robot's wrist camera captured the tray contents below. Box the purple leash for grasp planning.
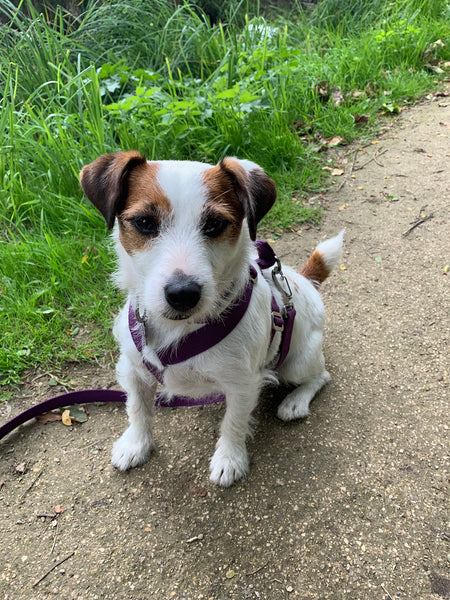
[0,387,225,441]
[0,389,126,441]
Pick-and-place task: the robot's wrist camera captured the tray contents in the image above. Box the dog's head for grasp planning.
[80,151,276,323]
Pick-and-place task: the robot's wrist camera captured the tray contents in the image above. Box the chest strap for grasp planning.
[129,265,258,369]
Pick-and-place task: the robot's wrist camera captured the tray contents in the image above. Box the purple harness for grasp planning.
[128,240,296,407]
[0,242,296,440]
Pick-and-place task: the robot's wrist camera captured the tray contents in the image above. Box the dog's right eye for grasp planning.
[202,215,229,238]
[132,216,158,236]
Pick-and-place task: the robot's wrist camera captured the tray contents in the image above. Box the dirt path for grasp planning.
[1,93,449,600]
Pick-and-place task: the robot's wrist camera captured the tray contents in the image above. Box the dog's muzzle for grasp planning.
[164,271,202,315]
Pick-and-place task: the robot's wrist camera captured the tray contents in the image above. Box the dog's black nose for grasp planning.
[164,275,202,312]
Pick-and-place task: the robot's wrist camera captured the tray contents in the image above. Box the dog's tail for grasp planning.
[300,229,344,288]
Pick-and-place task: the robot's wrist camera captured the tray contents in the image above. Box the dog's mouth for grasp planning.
[162,304,211,323]
[162,311,192,321]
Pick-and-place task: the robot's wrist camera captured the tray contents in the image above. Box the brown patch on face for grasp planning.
[117,162,173,255]
[209,157,277,241]
[300,249,330,288]
[79,150,148,229]
[202,163,246,243]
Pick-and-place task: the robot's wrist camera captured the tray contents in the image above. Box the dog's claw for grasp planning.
[209,444,249,487]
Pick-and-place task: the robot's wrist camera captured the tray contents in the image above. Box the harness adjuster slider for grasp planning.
[271,310,285,332]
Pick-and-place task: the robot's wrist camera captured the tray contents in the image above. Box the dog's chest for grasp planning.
[162,364,218,399]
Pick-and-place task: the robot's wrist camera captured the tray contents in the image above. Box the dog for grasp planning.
[80,151,343,487]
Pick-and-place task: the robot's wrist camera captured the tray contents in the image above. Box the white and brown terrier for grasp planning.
[80,151,343,487]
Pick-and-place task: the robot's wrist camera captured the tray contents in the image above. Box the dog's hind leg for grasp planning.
[209,378,261,487]
[276,329,330,421]
[111,354,156,471]
[276,370,330,421]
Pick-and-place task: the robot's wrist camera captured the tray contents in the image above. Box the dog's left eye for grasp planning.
[132,216,159,236]
[202,215,229,238]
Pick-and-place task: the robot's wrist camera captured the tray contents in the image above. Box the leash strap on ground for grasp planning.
[0,389,126,441]
[0,388,228,441]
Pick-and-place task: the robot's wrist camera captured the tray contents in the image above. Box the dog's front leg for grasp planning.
[209,379,261,487]
[111,354,156,471]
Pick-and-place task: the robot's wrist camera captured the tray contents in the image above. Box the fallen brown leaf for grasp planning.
[331,86,344,106]
[15,462,27,474]
[36,411,62,424]
[354,113,370,126]
[351,90,365,101]
[324,135,345,148]
[189,484,207,497]
[314,80,330,99]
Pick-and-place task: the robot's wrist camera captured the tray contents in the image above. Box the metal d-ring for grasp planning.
[135,306,147,324]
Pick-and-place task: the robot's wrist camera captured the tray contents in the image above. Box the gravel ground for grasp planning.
[0,92,449,600]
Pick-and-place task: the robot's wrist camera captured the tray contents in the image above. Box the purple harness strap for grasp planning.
[255,240,297,369]
[0,241,296,441]
[130,266,258,369]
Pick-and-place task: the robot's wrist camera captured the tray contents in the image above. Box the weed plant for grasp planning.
[0,0,449,387]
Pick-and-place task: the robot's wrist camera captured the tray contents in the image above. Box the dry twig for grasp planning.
[349,148,359,176]
[185,534,204,543]
[245,561,270,576]
[19,470,43,502]
[353,148,388,171]
[402,213,434,237]
[32,551,75,587]
[50,521,59,554]
[335,148,362,192]
[381,582,393,599]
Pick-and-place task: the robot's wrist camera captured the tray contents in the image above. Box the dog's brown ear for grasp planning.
[219,158,277,241]
[79,151,147,229]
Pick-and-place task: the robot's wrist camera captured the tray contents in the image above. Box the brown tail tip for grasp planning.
[300,249,330,288]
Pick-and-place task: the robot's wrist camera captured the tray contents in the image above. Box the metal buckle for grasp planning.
[272,310,285,332]
[135,306,147,324]
[271,258,293,307]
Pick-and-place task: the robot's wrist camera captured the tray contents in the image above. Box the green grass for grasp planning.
[1,0,449,389]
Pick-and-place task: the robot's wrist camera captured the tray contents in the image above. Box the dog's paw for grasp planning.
[277,372,330,421]
[111,426,152,471]
[277,392,310,421]
[209,443,249,487]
